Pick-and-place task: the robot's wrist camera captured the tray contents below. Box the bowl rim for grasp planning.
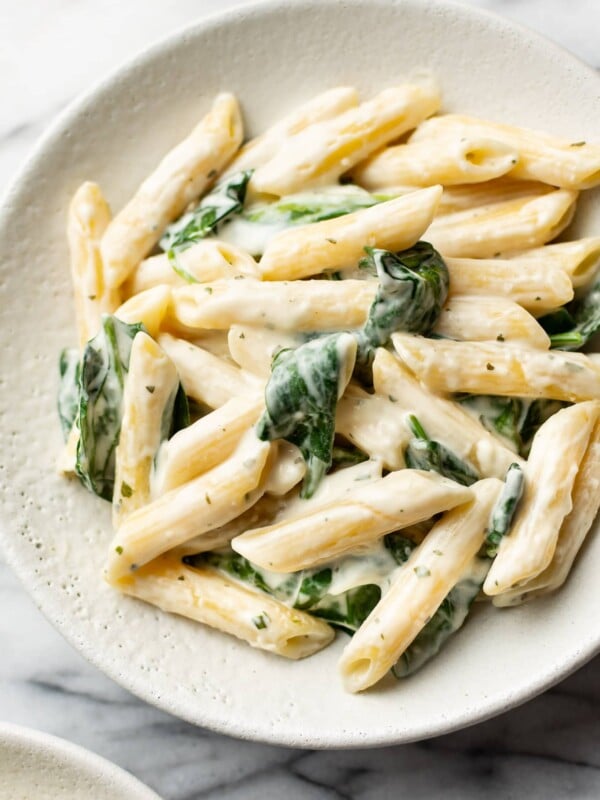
[1,0,599,749]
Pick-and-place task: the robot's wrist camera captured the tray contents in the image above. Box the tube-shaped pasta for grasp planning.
[101,94,243,288]
[372,348,522,476]
[251,83,440,196]
[339,478,502,692]
[232,470,473,573]
[224,87,359,176]
[410,114,600,190]
[158,334,261,408]
[125,240,260,295]
[392,333,600,402]
[351,136,519,189]
[169,279,377,332]
[493,418,600,606]
[436,178,552,215]
[262,441,306,496]
[484,402,600,596]
[426,189,578,258]
[67,181,120,347]
[228,325,299,377]
[445,256,574,313]
[508,238,600,289]
[152,396,265,495]
[112,333,179,525]
[114,285,171,339]
[435,295,550,348]
[112,554,334,659]
[107,431,271,581]
[258,186,442,281]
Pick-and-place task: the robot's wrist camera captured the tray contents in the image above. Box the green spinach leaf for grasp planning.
[540,274,600,350]
[404,415,479,486]
[485,462,524,557]
[57,347,81,440]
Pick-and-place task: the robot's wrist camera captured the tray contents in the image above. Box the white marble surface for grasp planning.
[1,1,600,797]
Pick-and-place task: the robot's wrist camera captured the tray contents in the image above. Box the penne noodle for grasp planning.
[112,333,180,525]
[158,333,261,408]
[372,348,522,475]
[258,186,442,280]
[152,395,265,495]
[339,478,502,692]
[227,325,299,377]
[113,553,334,659]
[67,181,120,348]
[493,418,600,605]
[262,441,306,496]
[484,402,600,597]
[124,240,260,295]
[435,178,553,215]
[351,135,519,189]
[392,333,600,402]
[410,114,600,190]
[435,295,551,348]
[101,93,243,288]
[445,256,574,313]
[169,279,377,332]
[224,87,359,176]
[114,285,171,339]
[426,189,578,259]
[507,238,600,289]
[251,83,440,196]
[107,430,271,581]
[57,424,79,476]
[232,470,473,573]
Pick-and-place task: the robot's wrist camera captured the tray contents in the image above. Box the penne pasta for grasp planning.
[125,240,260,295]
[251,83,440,196]
[435,295,551,348]
[372,348,522,476]
[339,478,502,692]
[258,186,442,280]
[101,93,243,288]
[113,553,334,658]
[445,255,574,313]
[107,430,271,581]
[67,181,120,348]
[112,333,180,525]
[232,470,473,573]
[484,402,600,596]
[410,113,600,190]
[227,325,299,377]
[426,189,578,258]
[392,333,600,402]
[169,279,377,332]
[351,135,518,189]
[507,238,600,289]
[114,285,171,339]
[435,177,553,215]
[224,87,359,176]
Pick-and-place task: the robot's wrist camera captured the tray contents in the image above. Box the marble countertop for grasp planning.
[1,1,600,798]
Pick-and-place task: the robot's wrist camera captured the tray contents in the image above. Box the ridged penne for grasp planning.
[224,87,359,176]
[493,418,600,605]
[339,478,502,692]
[435,178,553,215]
[169,279,377,332]
[158,333,261,408]
[67,181,120,347]
[351,136,518,189]
[125,240,260,295]
[508,238,600,289]
[112,333,179,525]
[392,333,600,402]
[107,431,271,581]
[101,94,243,288]
[112,554,334,658]
[114,285,171,339]
[445,256,574,313]
[435,295,550,348]
[258,186,442,280]
[232,470,473,573]
[426,189,578,258]
[483,402,600,597]
[411,114,600,190]
[251,83,440,196]
[152,395,265,495]
[372,348,522,476]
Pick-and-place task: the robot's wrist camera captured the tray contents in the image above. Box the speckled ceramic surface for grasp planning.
[0,724,161,799]
[0,0,599,748]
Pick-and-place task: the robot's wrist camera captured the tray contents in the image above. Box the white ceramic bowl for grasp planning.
[0,724,160,799]
[1,0,599,748]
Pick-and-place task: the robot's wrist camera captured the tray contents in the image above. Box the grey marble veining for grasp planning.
[1,2,600,798]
